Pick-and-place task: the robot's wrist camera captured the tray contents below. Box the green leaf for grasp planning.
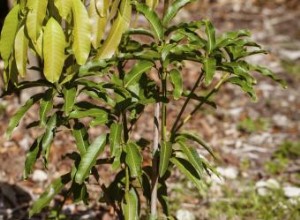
[6,93,43,138]
[72,0,92,65]
[125,143,142,179]
[170,69,183,100]
[109,123,122,157]
[177,140,205,177]
[159,141,172,177]
[29,173,71,217]
[124,60,153,87]
[26,0,48,42]
[162,0,196,27]
[43,18,66,83]
[75,134,107,184]
[24,137,42,179]
[41,114,57,162]
[39,89,54,126]
[146,0,159,10]
[89,0,108,49]
[226,76,257,101]
[176,132,216,159]
[135,3,163,41]
[204,19,216,54]
[54,0,73,19]
[14,25,29,78]
[122,188,139,220]
[222,61,255,84]
[170,157,203,191]
[0,4,20,61]
[69,108,108,120]
[203,57,216,85]
[251,65,287,88]
[72,122,89,155]
[63,86,77,116]
[95,0,131,60]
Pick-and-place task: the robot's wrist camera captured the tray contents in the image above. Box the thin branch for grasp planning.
[175,73,230,132]
[170,72,204,140]
[150,103,160,219]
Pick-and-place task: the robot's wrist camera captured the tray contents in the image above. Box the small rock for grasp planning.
[32,170,48,183]
[272,114,289,127]
[283,186,300,198]
[176,209,195,220]
[255,179,280,196]
[216,166,238,179]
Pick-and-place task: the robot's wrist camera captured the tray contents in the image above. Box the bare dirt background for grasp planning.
[0,0,300,219]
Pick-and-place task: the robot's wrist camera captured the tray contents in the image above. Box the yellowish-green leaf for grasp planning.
[26,0,48,42]
[0,4,20,61]
[95,0,131,60]
[72,0,92,65]
[54,0,73,19]
[89,0,108,49]
[43,18,66,83]
[14,25,28,78]
[146,0,159,10]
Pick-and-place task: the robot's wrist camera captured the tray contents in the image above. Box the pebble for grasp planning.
[32,170,48,183]
[176,209,195,220]
[216,166,238,179]
[255,179,280,196]
[283,186,300,198]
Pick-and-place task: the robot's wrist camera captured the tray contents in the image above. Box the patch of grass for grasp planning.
[208,183,300,220]
[281,60,300,76]
[265,141,300,175]
[237,117,270,133]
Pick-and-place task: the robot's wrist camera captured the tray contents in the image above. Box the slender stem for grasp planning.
[175,73,230,132]
[170,72,204,140]
[150,103,160,219]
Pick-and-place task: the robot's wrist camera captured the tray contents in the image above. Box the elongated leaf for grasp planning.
[6,94,43,138]
[203,57,216,85]
[159,141,172,177]
[54,0,73,19]
[14,25,28,78]
[146,0,159,10]
[41,114,57,163]
[170,69,183,100]
[122,188,139,220]
[75,134,107,184]
[24,137,42,179]
[29,173,71,217]
[0,4,20,61]
[72,0,91,65]
[39,89,54,126]
[227,76,257,101]
[204,20,216,54]
[95,0,131,60]
[26,0,48,41]
[89,0,108,49]
[176,132,216,159]
[135,3,163,41]
[109,123,122,157]
[251,65,287,88]
[178,140,204,177]
[124,60,153,87]
[162,0,196,27]
[170,157,203,191]
[69,108,108,119]
[125,143,142,179]
[72,122,89,155]
[63,86,77,116]
[43,18,66,83]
